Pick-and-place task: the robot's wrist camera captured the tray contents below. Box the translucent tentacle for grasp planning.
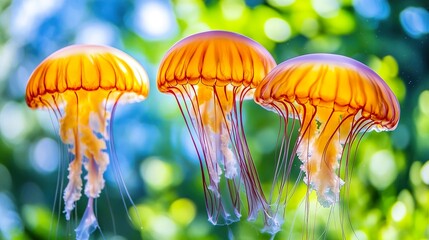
[75,198,98,240]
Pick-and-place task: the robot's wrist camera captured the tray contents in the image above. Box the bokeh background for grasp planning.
[0,0,428,239]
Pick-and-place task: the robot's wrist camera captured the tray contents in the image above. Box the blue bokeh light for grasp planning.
[400,7,429,38]
[353,0,390,20]
[129,0,178,41]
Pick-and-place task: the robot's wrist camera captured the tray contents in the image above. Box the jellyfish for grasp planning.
[25,45,149,240]
[254,53,400,235]
[157,31,280,233]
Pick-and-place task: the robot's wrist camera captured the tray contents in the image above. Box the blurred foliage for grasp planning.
[0,0,428,239]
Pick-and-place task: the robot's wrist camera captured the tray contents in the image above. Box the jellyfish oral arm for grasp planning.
[63,158,83,220]
[60,100,84,220]
[75,198,98,240]
[220,128,239,179]
[54,91,112,239]
[297,106,348,207]
[198,85,240,181]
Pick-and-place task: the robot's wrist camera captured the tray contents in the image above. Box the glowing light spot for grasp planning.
[31,137,59,174]
[75,21,118,46]
[368,150,397,190]
[351,230,368,240]
[221,1,245,20]
[369,55,406,102]
[379,55,399,78]
[312,0,340,18]
[267,0,295,7]
[264,17,291,42]
[10,0,63,41]
[130,204,155,229]
[135,1,177,39]
[0,193,22,239]
[421,161,429,185]
[140,157,173,190]
[22,205,52,235]
[381,225,398,239]
[418,91,429,116]
[391,201,407,222]
[300,18,319,37]
[409,161,422,186]
[151,215,177,238]
[175,2,201,22]
[169,198,196,225]
[400,7,429,38]
[254,128,278,154]
[0,102,28,143]
[323,10,356,35]
[353,0,390,20]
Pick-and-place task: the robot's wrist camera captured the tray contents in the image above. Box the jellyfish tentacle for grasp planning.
[254,53,400,238]
[202,85,241,221]
[174,84,248,224]
[171,85,226,224]
[213,86,249,217]
[105,94,144,227]
[216,85,266,221]
[337,114,361,236]
[270,102,299,208]
[43,96,68,236]
[269,102,290,207]
[62,93,83,220]
[75,197,98,240]
[26,45,150,240]
[223,86,282,232]
[158,31,277,233]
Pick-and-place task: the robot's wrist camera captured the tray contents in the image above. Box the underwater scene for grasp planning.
[0,0,428,239]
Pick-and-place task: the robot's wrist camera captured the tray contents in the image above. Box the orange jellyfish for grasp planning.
[157,31,280,233]
[254,53,400,235]
[25,45,149,239]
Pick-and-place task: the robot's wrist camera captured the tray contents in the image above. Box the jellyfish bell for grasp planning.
[25,44,149,240]
[254,53,400,235]
[157,30,281,233]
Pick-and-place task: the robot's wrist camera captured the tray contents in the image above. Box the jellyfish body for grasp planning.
[254,53,400,234]
[26,45,149,239]
[158,31,280,233]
